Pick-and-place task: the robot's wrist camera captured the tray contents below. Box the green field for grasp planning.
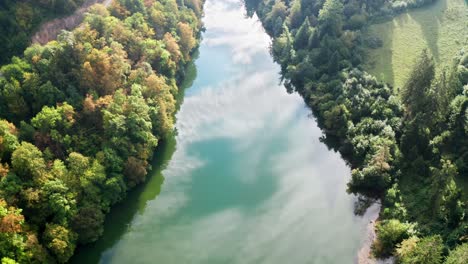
[364,0,468,90]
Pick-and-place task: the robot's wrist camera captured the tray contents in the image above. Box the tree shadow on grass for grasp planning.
[364,19,396,89]
[409,0,448,62]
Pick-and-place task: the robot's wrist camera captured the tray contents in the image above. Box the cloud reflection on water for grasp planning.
[101,0,370,263]
[203,0,270,64]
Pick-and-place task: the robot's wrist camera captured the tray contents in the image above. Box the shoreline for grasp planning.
[358,202,395,264]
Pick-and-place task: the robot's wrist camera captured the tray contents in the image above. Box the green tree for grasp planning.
[1,257,18,264]
[402,50,435,119]
[41,179,77,224]
[445,243,468,264]
[0,0,205,262]
[430,159,458,216]
[0,200,27,262]
[31,103,75,157]
[31,103,75,133]
[318,0,344,36]
[266,0,287,33]
[397,236,443,264]
[71,205,105,243]
[288,0,303,29]
[294,18,312,50]
[372,219,416,257]
[42,224,77,263]
[0,120,19,161]
[11,142,46,183]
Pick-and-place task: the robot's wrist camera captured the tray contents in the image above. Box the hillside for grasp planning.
[0,0,204,262]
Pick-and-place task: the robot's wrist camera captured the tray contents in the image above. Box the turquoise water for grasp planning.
[71,1,373,263]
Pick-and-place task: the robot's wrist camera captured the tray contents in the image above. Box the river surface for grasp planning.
[72,0,376,263]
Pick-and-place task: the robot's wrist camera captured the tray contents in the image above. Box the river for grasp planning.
[71,0,377,263]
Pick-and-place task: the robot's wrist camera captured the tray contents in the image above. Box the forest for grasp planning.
[0,0,467,263]
[0,0,88,65]
[244,0,467,263]
[0,0,204,262]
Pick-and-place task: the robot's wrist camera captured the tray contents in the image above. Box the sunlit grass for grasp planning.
[363,0,468,91]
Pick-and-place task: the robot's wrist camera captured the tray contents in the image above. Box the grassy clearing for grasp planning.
[363,0,468,91]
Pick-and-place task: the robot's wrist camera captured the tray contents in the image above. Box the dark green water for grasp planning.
[71,1,376,263]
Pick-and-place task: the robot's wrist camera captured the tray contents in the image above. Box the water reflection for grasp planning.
[80,0,375,263]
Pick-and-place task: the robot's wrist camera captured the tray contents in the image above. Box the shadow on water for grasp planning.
[70,55,199,264]
[176,50,200,109]
[70,140,169,263]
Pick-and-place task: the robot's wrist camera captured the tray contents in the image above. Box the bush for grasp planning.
[445,243,468,264]
[372,219,416,257]
[397,236,443,264]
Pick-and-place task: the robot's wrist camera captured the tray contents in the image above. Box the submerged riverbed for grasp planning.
[72,0,376,263]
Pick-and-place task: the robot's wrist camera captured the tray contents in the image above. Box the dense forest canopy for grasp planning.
[0,0,88,65]
[0,0,204,263]
[245,0,467,262]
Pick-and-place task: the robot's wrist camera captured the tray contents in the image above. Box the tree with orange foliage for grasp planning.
[163,32,182,63]
[81,45,130,96]
[177,22,196,61]
[0,199,31,262]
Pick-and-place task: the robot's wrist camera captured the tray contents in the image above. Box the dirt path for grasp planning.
[357,202,395,264]
[31,0,113,45]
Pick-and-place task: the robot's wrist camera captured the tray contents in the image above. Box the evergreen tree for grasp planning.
[402,49,435,119]
[294,18,312,50]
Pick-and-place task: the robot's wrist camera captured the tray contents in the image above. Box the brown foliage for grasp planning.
[0,213,24,233]
[22,188,42,209]
[124,156,148,187]
[0,163,9,178]
[109,1,130,18]
[143,0,156,8]
[177,22,196,61]
[83,94,97,114]
[81,47,129,96]
[163,32,182,63]
[0,200,24,234]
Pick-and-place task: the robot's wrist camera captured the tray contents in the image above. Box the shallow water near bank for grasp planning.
[71,1,376,263]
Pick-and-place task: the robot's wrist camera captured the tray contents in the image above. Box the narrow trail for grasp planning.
[31,0,113,45]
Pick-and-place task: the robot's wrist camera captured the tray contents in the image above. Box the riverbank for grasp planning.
[70,1,376,262]
[243,0,467,262]
[358,202,396,264]
[0,1,204,262]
